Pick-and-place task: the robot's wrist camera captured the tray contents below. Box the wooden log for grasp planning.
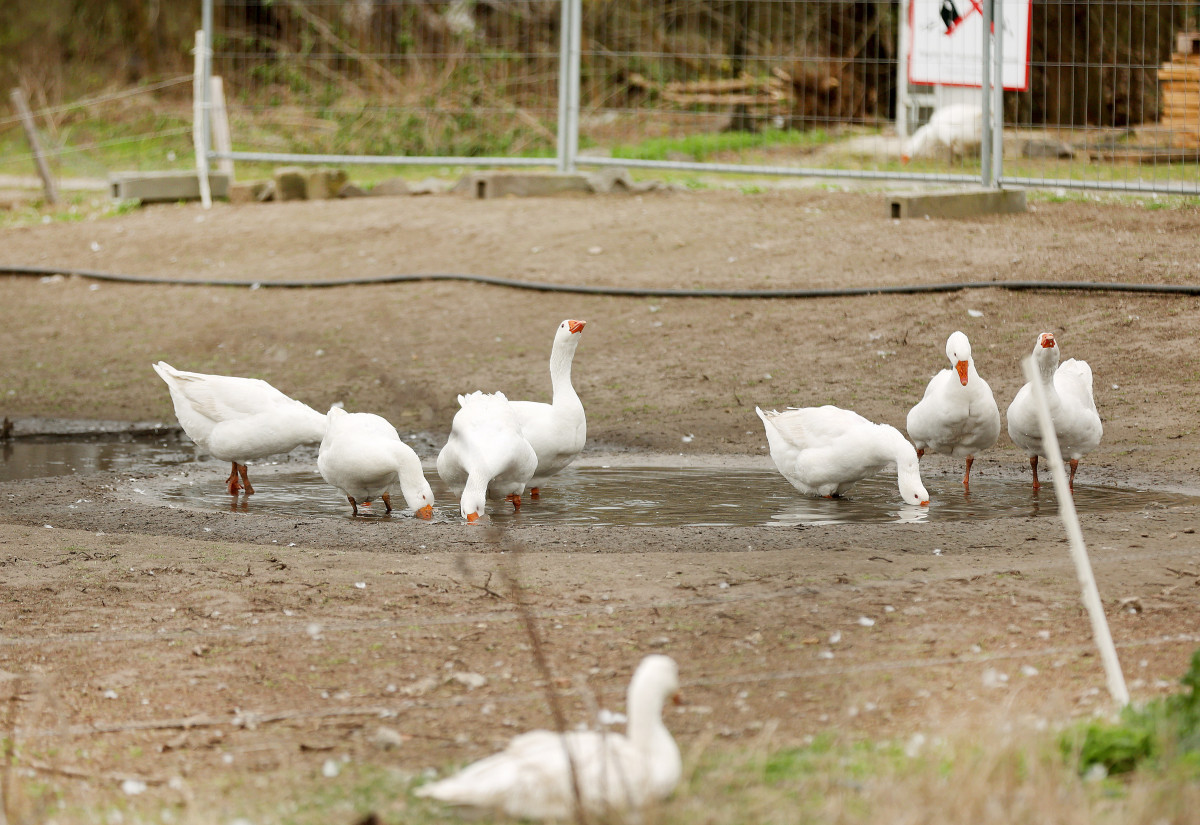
[8,88,58,204]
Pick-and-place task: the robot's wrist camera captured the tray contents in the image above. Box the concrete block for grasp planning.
[274,166,307,201]
[887,187,1026,219]
[305,167,349,200]
[369,177,410,197]
[228,180,273,204]
[464,171,592,199]
[109,171,231,203]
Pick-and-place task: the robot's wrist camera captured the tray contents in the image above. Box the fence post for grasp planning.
[992,0,1004,186]
[566,0,582,173]
[555,0,570,172]
[193,29,213,209]
[980,0,993,188]
[8,88,58,205]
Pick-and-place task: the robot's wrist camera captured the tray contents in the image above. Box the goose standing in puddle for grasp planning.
[317,407,433,518]
[1007,332,1102,490]
[437,391,537,521]
[509,319,587,498]
[757,405,929,505]
[416,654,681,820]
[907,331,1000,489]
[152,361,326,495]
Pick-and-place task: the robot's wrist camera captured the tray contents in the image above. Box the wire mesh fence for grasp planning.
[0,75,195,186]
[210,0,564,166]
[5,2,1199,195]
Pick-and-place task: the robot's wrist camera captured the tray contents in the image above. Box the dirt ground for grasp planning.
[1,186,1200,822]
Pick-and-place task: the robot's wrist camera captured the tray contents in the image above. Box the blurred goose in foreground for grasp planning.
[509,319,587,497]
[757,405,930,505]
[907,331,1001,489]
[1006,332,1102,490]
[152,361,326,495]
[415,655,681,821]
[437,391,537,521]
[317,407,433,518]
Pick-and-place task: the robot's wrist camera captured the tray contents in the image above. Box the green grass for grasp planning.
[1063,647,1200,779]
[611,128,832,163]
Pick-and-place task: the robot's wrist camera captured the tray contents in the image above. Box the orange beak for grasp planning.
[361,500,372,507]
[955,360,969,386]
[568,320,586,334]
[1040,333,1055,349]
[466,511,480,523]
[415,504,433,520]
[920,500,930,506]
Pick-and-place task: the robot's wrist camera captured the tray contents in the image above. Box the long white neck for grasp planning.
[549,337,580,406]
[626,675,670,751]
[290,405,331,445]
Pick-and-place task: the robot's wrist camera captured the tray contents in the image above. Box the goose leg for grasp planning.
[963,455,974,489]
[238,463,254,495]
[347,496,359,516]
[505,493,522,510]
[916,449,924,459]
[529,487,540,499]
[225,462,242,496]
[382,492,393,514]
[1068,459,1079,490]
[1030,455,1040,490]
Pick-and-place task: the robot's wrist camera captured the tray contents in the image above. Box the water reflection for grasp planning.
[3,439,1190,526]
[164,467,1192,527]
[0,437,192,482]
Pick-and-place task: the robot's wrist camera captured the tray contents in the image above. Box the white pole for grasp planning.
[980,0,993,187]
[1021,355,1130,707]
[897,0,911,141]
[565,0,582,174]
[210,76,235,179]
[192,29,213,209]
[555,0,573,172]
[992,0,1004,184]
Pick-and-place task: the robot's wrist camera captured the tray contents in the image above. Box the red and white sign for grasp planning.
[908,0,1032,91]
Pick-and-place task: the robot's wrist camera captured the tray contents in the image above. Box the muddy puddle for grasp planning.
[4,437,1194,526]
[159,466,1191,527]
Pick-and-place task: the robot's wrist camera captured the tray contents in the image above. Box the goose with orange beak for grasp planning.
[437,391,537,522]
[757,404,929,506]
[906,331,1001,489]
[1007,331,1102,490]
[317,407,434,518]
[508,319,587,499]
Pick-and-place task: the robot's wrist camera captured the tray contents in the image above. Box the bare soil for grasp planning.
[1,187,1199,822]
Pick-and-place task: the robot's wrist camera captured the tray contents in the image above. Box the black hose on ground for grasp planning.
[2,264,1199,298]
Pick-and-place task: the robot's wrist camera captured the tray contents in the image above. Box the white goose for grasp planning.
[152,361,326,495]
[906,331,1001,489]
[509,319,587,497]
[437,391,538,521]
[756,405,930,505]
[317,407,433,518]
[415,655,681,821]
[902,103,983,163]
[1007,332,1102,490]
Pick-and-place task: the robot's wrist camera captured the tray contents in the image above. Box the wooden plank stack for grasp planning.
[1160,32,1200,146]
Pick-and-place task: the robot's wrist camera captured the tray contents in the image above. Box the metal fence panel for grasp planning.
[206,0,566,168]
[201,0,1200,195]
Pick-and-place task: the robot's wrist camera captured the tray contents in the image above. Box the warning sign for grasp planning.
[908,0,1032,90]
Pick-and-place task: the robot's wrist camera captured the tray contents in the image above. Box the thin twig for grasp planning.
[498,533,589,825]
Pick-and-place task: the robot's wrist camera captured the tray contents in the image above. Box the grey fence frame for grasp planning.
[198,0,1200,196]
